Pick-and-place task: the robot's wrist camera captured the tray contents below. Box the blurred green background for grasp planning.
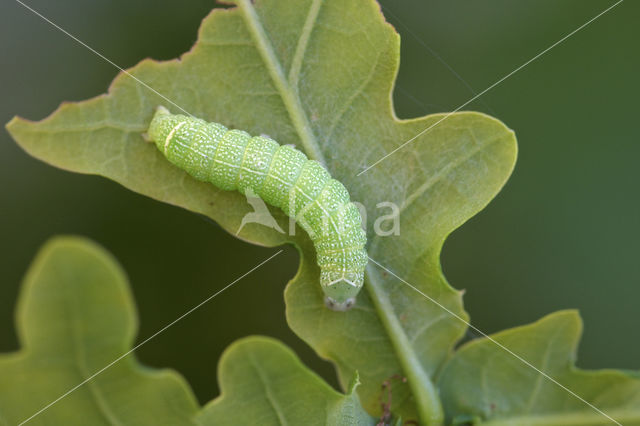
[1,0,638,403]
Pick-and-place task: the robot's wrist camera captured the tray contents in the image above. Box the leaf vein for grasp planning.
[237,0,325,165]
[399,133,505,215]
[248,351,288,425]
[287,0,323,88]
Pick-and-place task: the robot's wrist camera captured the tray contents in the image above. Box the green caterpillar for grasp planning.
[146,107,367,311]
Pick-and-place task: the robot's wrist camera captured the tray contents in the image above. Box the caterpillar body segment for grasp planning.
[147,107,367,311]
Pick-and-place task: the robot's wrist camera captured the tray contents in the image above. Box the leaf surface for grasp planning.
[0,237,374,426]
[0,237,200,425]
[201,336,374,425]
[438,311,640,426]
[6,0,517,422]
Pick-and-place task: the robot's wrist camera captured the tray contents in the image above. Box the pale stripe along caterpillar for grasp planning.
[146,107,367,311]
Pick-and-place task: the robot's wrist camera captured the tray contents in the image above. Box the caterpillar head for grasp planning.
[321,271,364,311]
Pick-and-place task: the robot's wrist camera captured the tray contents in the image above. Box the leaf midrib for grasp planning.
[248,351,289,425]
[364,263,443,425]
[237,0,325,165]
[524,325,563,413]
[64,274,123,425]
